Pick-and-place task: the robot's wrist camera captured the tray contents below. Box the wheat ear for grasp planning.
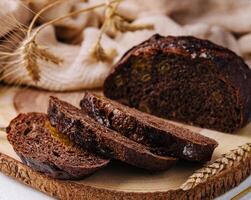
[89,1,118,62]
[180,143,251,191]
[18,0,65,82]
[105,0,154,33]
[19,0,118,82]
[90,0,153,62]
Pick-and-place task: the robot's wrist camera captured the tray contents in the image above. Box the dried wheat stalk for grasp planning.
[0,0,153,86]
[180,143,251,191]
[104,0,154,33]
[90,39,118,62]
[90,0,153,62]
[20,39,63,81]
[1,0,115,83]
[112,16,154,32]
[16,0,148,81]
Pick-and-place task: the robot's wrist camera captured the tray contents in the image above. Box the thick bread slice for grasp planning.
[7,113,109,179]
[48,96,177,171]
[80,92,218,162]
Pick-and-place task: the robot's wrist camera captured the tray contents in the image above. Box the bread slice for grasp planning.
[7,113,109,179]
[48,96,177,171]
[80,92,218,162]
[103,34,251,133]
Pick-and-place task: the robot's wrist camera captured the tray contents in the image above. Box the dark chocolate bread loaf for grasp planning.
[48,96,177,171]
[80,92,218,162]
[7,113,109,179]
[104,34,251,133]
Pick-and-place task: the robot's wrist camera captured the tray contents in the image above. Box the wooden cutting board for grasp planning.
[0,86,251,200]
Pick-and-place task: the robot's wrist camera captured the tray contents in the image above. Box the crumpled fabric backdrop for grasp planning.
[1,0,251,91]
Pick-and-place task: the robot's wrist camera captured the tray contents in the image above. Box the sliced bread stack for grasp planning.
[7,93,218,180]
[47,96,177,171]
[79,92,218,162]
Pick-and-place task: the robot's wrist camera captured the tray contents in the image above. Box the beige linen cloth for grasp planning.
[0,0,250,91]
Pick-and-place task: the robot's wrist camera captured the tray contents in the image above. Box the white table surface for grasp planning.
[0,173,250,200]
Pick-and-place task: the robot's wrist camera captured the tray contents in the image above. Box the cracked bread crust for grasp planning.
[104,34,251,133]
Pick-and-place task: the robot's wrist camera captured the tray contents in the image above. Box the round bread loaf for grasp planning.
[104,34,251,133]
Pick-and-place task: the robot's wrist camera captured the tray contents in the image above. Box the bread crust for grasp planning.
[104,34,251,133]
[7,113,109,179]
[48,96,177,171]
[80,92,218,162]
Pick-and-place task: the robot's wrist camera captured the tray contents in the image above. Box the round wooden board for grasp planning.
[1,86,251,200]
